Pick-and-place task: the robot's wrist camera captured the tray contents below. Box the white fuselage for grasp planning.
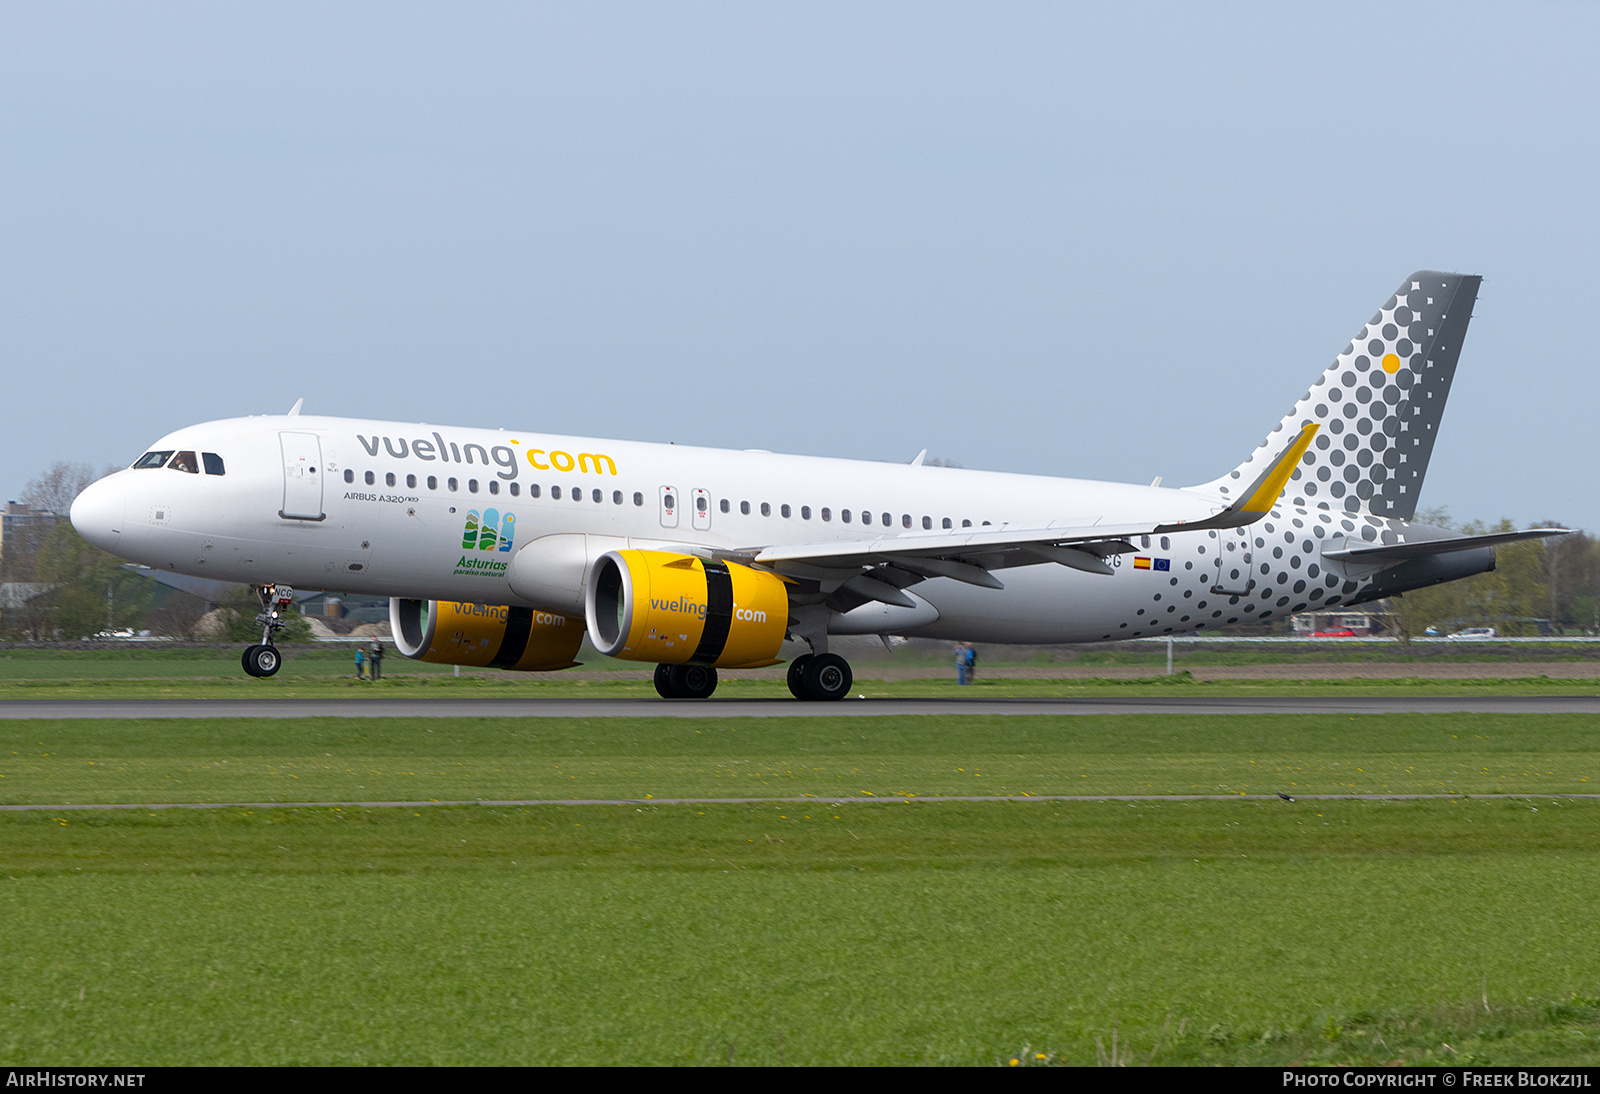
[71,413,1462,647]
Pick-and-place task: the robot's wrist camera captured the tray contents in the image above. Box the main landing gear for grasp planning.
[650,653,854,702]
[654,663,719,699]
[786,654,853,702]
[240,583,295,678]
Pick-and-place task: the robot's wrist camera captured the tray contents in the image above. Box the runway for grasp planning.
[3,695,1600,718]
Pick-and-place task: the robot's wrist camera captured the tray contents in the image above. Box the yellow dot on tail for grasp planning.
[1381,352,1401,374]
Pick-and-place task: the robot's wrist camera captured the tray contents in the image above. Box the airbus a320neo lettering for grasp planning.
[71,271,1563,699]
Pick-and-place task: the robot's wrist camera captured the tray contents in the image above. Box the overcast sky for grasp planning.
[3,2,1595,529]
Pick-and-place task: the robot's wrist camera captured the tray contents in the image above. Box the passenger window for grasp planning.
[552,485,562,499]
[614,490,623,505]
[1141,536,1151,549]
[510,482,520,496]
[821,508,831,522]
[365,471,375,486]
[697,496,708,512]
[862,511,872,525]
[468,479,480,493]
[841,509,852,523]
[962,519,972,528]
[387,472,397,487]
[1160,536,1171,551]
[720,498,730,513]
[740,501,750,515]
[760,502,771,517]
[881,513,890,526]
[488,480,499,495]
[902,514,912,528]
[922,516,932,530]
[573,485,582,500]
[407,474,417,489]
[592,489,602,503]
[132,451,174,469]
[170,451,199,474]
[448,478,459,491]
[632,492,643,506]
[781,504,791,518]
[942,518,952,529]
[427,476,438,490]
[344,469,355,484]
[202,453,225,476]
[801,506,811,520]
[530,484,541,498]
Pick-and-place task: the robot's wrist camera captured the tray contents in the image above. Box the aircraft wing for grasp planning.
[749,424,1319,592]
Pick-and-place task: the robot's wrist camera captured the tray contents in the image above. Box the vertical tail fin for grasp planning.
[1194,271,1482,521]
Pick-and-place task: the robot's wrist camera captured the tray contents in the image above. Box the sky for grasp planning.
[3,2,1596,529]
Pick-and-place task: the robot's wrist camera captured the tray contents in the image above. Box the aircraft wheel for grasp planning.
[802,654,852,701]
[786,655,813,700]
[653,662,676,699]
[669,663,718,700]
[243,644,282,678]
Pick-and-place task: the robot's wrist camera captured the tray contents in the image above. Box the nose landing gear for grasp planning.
[240,584,296,678]
[241,643,281,677]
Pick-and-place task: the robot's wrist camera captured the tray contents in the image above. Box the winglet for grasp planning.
[287,398,304,417]
[1156,423,1317,533]
[1237,422,1318,516]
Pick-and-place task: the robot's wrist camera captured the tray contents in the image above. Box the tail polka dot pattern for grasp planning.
[1197,271,1481,522]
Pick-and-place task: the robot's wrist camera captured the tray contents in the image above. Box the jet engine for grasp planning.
[389,598,584,671]
[585,550,788,668]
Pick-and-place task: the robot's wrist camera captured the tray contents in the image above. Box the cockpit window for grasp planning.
[169,451,200,474]
[132,451,173,469]
[202,453,225,476]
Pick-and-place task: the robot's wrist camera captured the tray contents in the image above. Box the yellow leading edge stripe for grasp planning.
[1238,422,1319,514]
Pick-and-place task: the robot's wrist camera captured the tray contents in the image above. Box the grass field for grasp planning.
[4,800,1600,1065]
[2,713,1599,804]
[3,705,1600,1065]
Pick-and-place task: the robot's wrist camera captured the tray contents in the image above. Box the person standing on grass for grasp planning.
[965,643,977,684]
[956,642,969,686]
[369,641,384,681]
[354,645,366,680]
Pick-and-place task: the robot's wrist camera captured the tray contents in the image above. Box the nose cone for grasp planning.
[71,476,125,554]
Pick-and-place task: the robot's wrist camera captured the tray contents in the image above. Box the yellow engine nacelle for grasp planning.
[585,550,788,668]
[388,598,584,671]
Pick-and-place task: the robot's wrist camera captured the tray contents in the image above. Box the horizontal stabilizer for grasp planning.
[1322,528,1571,564]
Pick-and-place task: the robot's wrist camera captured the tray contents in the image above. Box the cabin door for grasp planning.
[279,432,325,521]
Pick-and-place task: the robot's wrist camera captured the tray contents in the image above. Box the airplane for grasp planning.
[69,270,1566,700]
